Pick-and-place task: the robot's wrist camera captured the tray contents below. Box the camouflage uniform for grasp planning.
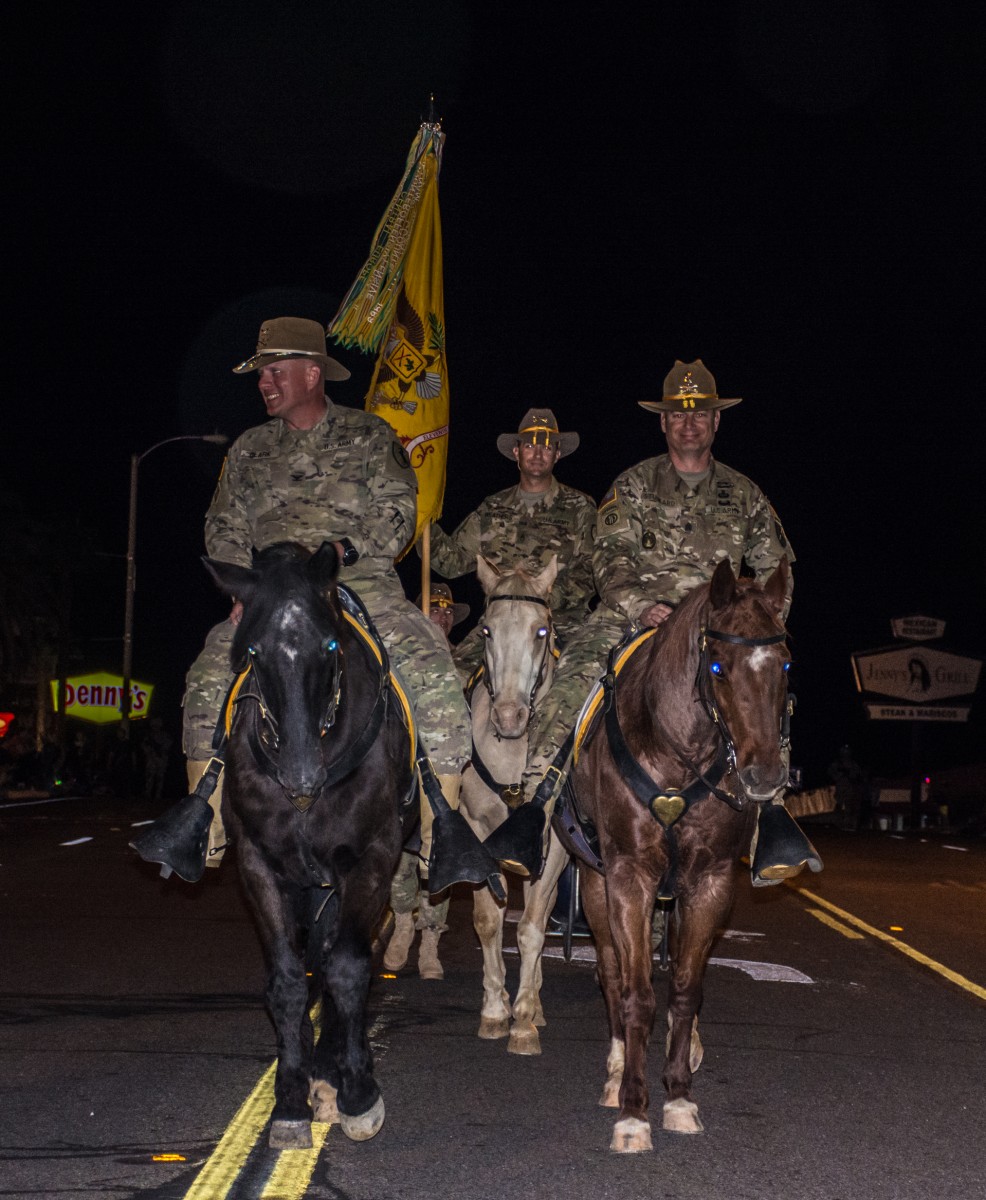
[388,849,449,931]
[429,478,597,676]
[524,454,794,787]
[182,400,470,775]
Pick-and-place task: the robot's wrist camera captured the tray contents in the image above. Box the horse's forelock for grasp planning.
[488,564,542,599]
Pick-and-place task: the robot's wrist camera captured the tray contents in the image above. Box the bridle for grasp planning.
[696,624,792,778]
[235,637,342,761]
[480,592,556,722]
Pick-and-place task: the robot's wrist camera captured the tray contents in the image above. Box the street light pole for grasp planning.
[120,434,228,754]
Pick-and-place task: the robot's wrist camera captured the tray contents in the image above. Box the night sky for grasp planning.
[7,1,984,785]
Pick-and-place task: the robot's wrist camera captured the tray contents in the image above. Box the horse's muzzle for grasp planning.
[491,702,531,740]
[737,763,788,802]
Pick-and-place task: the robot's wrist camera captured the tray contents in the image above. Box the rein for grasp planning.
[603,621,790,827]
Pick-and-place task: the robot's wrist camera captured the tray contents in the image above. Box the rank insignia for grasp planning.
[642,530,657,549]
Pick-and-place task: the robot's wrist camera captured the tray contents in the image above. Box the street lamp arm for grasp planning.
[138,432,228,465]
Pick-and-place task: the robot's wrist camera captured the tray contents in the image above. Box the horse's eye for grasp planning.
[482,626,491,639]
[247,645,257,657]
[536,627,548,639]
[324,638,338,654]
[783,662,791,673]
[710,661,723,676]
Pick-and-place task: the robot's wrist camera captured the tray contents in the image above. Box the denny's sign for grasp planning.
[50,673,154,724]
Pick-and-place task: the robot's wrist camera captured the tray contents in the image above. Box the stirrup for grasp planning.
[751,801,823,888]
[427,806,506,902]
[129,793,213,883]
[481,803,546,879]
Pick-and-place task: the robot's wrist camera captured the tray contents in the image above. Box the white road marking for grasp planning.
[501,944,814,982]
[59,837,93,846]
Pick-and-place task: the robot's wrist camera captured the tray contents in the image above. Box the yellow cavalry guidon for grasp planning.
[328,122,450,557]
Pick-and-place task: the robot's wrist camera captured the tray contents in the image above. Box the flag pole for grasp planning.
[421,525,431,617]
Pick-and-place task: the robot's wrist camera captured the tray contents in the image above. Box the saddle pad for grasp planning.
[571,626,658,765]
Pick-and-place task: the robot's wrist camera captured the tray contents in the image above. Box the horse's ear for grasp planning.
[708,558,737,609]
[203,556,258,602]
[307,541,340,590]
[476,555,501,595]
[533,553,558,595]
[761,556,790,614]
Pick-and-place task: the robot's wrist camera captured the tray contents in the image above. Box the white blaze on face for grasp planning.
[276,601,304,662]
[748,646,773,673]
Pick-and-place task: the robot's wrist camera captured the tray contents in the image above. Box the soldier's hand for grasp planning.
[229,600,244,626]
[639,603,673,628]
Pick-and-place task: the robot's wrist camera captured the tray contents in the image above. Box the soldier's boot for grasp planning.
[129,758,221,883]
[750,799,823,887]
[417,928,444,981]
[383,912,416,971]
[420,765,505,900]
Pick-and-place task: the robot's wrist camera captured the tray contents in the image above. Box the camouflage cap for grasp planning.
[232,317,351,381]
[639,360,742,413]
[496,408,580,460]
[416,581,469,627]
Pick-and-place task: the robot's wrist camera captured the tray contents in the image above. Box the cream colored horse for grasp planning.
[459,555,571,1055]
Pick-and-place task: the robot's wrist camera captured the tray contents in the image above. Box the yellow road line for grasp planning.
[805,907,864,939]
[260,1123,331,1199]
[184,1004,327,1200]
[791,886,986,1002]
[184,1061,276,1200]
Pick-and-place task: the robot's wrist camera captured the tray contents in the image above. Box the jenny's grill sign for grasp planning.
[852,646,981,703]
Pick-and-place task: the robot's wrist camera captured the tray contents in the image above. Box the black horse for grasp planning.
[204,541,416,1149]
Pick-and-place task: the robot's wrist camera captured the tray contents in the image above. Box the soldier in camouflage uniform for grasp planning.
[384,582,469,979]
[134,317,470,882]
[518,360,819,886]
[426,409,596,679]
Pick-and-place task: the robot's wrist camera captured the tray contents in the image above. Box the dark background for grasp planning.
[5,1,984,788]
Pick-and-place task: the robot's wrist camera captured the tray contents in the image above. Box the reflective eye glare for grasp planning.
[482,626,491,638]
[247,645,257,657]
[325,639,338,653]
[537,627,548,638]
[710,661,723,675]
[783,662,791,672]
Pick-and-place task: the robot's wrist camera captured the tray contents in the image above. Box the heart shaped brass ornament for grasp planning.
[651,793,686,827]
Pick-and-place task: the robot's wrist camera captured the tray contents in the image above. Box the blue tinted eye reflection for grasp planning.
[783,662,791,672]
[710,661,722,675]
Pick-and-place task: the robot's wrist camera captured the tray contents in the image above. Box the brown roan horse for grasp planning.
[572,558,792,1153]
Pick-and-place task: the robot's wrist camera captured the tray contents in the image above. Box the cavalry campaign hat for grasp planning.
[417,582,469,627]
[233,317,351,381]
[638,360,742,413]
[496,408,580,460]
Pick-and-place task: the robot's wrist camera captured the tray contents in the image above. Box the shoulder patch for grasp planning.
[599,486,618,510]
[383,436,413,480]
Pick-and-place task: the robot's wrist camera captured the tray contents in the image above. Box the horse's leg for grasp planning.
[508,833,567,1055]
[605,858,659,1153]
[238,845,315,1149]
[661,869,734,1135]
[581,867,624,1109]
[472,874,510,1038]
[317,846,392,1142]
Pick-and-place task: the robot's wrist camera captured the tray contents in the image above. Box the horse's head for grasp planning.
[476,554,558,739]
[699,557,791,803]
[204,541,344,806]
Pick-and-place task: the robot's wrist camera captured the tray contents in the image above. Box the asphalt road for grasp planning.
[1,795,984,1200]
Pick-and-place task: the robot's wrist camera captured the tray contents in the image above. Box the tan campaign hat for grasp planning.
[233,316,351,381]
[496,408,580,460]
[639,360,742,413]
[417,581,469,627]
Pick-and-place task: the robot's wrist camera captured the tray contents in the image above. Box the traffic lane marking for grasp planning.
[507,944,815,982]
[805,908,865,939]
[790,886,986,1003]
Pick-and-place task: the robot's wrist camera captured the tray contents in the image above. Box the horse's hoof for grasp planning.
[339,1095,385,1141]
[663,1098,704,1134]
[309,1080,339,1123]
[478,1016,509,1039]
[507,1026,541,1056]
[269,1119,312,1149]
[610,1118,652,1153]
[598,1080,621,1108]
